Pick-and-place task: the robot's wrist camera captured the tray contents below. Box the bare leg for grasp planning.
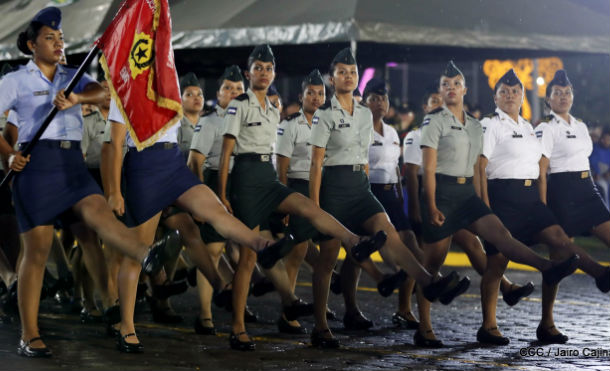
[480,253,509,337]
[591,221,610,247]
[415,237,452,341]
[117,213,161,345]
[313,239,341,336]
[72,194,150,262]
[18,225,55,349]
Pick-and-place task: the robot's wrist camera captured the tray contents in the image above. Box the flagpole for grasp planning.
[0,45,99,189]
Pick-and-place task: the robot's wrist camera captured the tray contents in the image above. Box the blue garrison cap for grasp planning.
[363,78,388,99]
[267,84,279,97]
[32,7,62,30]
[494,68,523,92]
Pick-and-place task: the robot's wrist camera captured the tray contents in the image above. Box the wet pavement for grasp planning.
[1,248,609,371]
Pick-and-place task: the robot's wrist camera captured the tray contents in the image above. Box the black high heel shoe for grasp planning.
[377,270,407,297]
[141,231,179,275]
[351,231,387,262]
[502,282,535,306]
[117,333,144,353]
[17,337,52,358]
[476,327,510,345]
[536,325,568,344]
[541,254,579,285]
[413,330,443,348]
[229,332,255,351]
[194,318,216,335]
[283,299,314,321]
[257,234,296,269]
[311,328,340,349]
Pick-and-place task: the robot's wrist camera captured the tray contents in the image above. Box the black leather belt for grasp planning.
[436,174,472,184]
[235,153,272,162]
[19,140,80,151]
[326,164,366,172]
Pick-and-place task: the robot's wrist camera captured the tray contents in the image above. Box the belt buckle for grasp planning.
[384,184,393,190]
[457,177,466,184]
[524,179,532,187]
[581,171,589,179]
[60,140,71,149]
[163,142,173,149]
[261,154,270,162]
[352,164,362,171]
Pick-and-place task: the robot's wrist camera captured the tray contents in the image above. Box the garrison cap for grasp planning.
[332,47,356,66]
[180,72,200,94]
[494,68,522,92]
[303,69,324,86]
[363,78,388,99]
[249,44,275,65]
[546,69,572,96]
[442,60,464,79]
[32,7,62,30]
[220,65,243,82]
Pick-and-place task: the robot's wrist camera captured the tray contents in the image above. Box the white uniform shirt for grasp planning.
[368,122,400,184]
[177,116,197,157]
[403,128,424,175]
[275,110,312,180]
[0,60,96,143]
[190,105,233,171]
[481,108,541,180]
[535,111,592,174]
[81,111,108,168]
[108,98,178,147]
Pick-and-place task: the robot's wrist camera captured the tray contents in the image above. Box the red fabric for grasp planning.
[96,0,182,149]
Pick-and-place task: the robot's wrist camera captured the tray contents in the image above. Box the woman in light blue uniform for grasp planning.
[0,7,166,358]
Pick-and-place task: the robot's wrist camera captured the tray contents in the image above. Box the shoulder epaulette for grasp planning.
[482,112,499,119]
[83,111,97,118]
[235,93,249,101]
[466,111,476,119]
[285,111,301,121]
[573,116,583,123]
[540,114,554,123]
[318,101,331,110]
[201,108,217,117]
[428,107,443,115]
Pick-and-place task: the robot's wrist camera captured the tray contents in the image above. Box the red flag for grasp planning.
[96,0,182,150]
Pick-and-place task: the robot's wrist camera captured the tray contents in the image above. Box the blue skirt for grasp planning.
[547,171,610,237]
[370,183,411,232]
[12,140,102,233]
[484,179,557,255]
[123,144,200,227]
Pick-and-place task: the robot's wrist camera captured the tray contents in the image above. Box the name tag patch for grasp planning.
[450,125,462,130]
[512,131,523,138]
[227,107,237,115]
[33,90,49,96]
[247,122,261,127]
[338,123,350,128]
[371,140,382,146]
[565,131,576,139]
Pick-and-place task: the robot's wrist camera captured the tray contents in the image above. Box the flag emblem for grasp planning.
[129,32,154,79]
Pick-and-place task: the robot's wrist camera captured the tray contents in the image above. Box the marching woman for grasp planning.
[276,71,404,332]
[402,87,534,330]
[217,45,388,350]
[537,70,610,256]
[478,69,610,345]
[308,49,472,348]
[105,63,293,352]
[415,62,579,348]
[187,65,244,335]
[0,7,169,357]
